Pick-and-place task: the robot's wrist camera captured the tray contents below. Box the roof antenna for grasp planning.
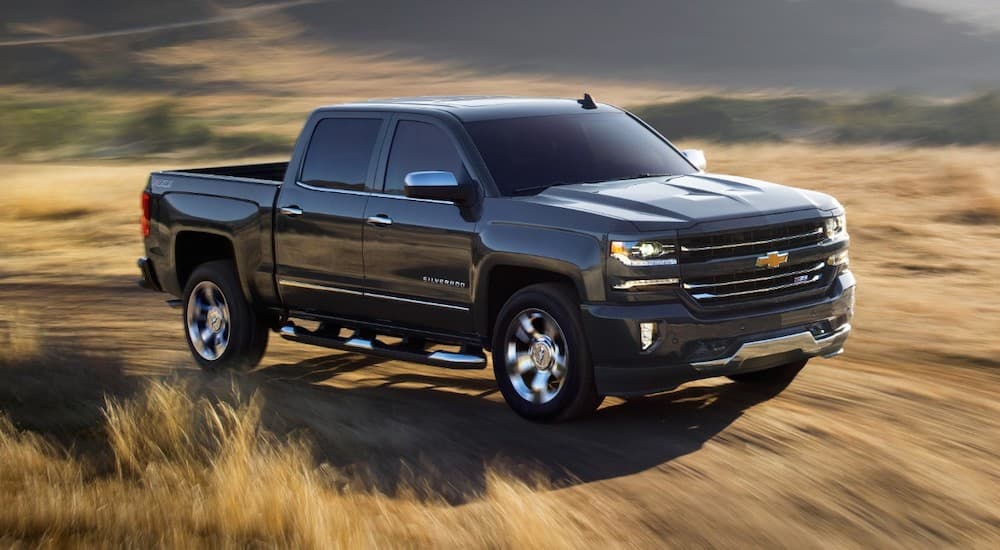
[577,93,597,109]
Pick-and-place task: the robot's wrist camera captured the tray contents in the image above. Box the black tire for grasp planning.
[491,283,604,422]
[182,260,269,371]
[727,359,808,385]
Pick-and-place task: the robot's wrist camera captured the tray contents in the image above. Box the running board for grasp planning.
[278,323,487,369]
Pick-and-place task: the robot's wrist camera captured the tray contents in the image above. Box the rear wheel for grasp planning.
[727,359,808,385]
[491,283,603,421]
[183,260,268,371]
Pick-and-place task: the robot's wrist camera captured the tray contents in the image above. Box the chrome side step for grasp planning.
[278,323,487,369]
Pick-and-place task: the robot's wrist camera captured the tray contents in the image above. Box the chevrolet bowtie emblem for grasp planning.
[756,251,789,269]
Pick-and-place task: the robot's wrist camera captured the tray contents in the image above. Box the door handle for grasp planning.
[366,214,393,227]
[280,206,303,217]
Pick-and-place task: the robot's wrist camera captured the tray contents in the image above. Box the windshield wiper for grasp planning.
[617,173,674,181]
[573,173,677,186]
[509,181,573,195]
[510,173,676,195]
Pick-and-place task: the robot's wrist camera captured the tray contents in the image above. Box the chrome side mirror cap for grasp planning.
[404,171,473,203]
[682,149,707,172]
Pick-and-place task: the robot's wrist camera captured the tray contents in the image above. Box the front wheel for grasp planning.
[491,283,603,422]
[183,260,268,371]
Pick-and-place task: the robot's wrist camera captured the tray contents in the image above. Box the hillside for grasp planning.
[1,0,998,93]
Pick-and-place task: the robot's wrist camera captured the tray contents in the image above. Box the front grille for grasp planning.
[683,260,829,305]
[679,221,825,262]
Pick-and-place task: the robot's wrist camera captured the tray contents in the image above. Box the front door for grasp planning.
[362,117,478,335]
[274,114,387,318]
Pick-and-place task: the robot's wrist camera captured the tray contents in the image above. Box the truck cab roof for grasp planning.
[320,96,621,122]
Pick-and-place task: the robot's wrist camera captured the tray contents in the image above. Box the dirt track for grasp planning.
[1,150,999,545]
[2,275,998,546]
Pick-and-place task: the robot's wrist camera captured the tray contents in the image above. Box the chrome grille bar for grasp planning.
[690,273,823,301]
[680,227,823,252]
[683,262,825,290]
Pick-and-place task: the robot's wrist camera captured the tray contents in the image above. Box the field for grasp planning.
[1,145,999,547]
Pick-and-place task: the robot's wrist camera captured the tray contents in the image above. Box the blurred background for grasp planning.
[0,1,997,547]
[3,0,1000,160]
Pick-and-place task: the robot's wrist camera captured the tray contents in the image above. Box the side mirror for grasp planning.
[404,171,474,203]
[682,149,707,172]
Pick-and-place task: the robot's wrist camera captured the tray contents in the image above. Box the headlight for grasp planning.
[824,214,847,239]
[610,240,677,266]
[827,250,849,267]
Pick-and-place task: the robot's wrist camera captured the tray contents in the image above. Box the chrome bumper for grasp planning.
[691,323,851,371]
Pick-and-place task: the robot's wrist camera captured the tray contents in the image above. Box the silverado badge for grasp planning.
[756,251,789,269]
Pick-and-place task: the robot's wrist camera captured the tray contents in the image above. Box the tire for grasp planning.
[182,260,269,371]
[491,283,604,422]
[727,359,808,385]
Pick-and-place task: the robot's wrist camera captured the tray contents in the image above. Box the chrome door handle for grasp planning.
[366,214,393,227]
[280,206,303,217]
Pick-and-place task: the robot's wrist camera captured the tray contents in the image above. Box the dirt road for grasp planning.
[1,149,998,545]
[2,273,997,546]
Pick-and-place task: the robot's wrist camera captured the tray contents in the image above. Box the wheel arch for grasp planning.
[476,258,584,348]
[173,231,242,295]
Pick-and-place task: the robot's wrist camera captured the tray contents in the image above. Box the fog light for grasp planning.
[809,320,834,338]
[640,322,658,351]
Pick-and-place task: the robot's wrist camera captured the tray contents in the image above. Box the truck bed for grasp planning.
[145,162,287,304]
[165,162,288,183]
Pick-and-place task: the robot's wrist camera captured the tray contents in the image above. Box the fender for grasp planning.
[162,193,267,304]
[473,222,605,335]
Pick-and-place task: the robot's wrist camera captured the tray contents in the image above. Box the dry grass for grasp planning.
[0,164,146,280]
[1,145,998,547]
[0,373,643,548]
[0,319,639,548]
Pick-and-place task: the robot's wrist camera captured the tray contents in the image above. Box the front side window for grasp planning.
[464,112,696,196]
[383,120,466,195]
[300,117,383,191]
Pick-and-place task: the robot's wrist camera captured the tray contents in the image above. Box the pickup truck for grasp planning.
[138,95,853,421]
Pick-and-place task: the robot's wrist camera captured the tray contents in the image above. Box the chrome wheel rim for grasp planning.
[505,309,568,404]
[186,281,230,361]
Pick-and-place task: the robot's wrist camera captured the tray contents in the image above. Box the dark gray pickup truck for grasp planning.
[139,95,853,421]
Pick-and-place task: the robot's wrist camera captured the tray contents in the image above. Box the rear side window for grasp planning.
[300,118,383,191]
[383,120,466,195]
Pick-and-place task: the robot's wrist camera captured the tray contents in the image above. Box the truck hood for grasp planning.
[521,173,841,231]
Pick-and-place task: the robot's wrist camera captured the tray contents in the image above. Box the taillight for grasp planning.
[141,191,151,237]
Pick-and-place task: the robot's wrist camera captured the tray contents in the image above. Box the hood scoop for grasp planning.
[527,173,832,231]
[663,182,754,204]
[664,175,765,203]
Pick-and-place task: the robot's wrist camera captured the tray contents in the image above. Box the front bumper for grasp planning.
[691,322,849,370]
[583,272,855,396]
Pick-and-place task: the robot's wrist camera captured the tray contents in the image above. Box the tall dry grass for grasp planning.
[1,313,638,548]
[0,374,641,548]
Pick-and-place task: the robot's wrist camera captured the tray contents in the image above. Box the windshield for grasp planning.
[464,112,696,196]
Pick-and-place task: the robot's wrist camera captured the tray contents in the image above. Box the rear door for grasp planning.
[362,116,479,334]
[274,113,388,318]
